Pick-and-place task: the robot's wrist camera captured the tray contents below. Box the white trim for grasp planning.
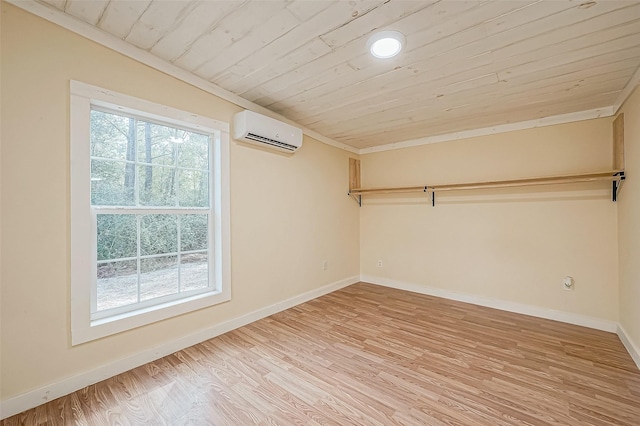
[0,276,360,420]
[613,64,640,113]
[70,82,232,345]
[359,107,615,154]
[7,0,358,154]
[303,128,358,154]
[617,324,640,370]
[70,81,229,133]
[360,275,618,332]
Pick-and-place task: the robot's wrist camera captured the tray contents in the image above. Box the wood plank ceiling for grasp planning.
[38,0,640,150]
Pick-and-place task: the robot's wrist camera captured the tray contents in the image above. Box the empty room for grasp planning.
[2,0,640,424]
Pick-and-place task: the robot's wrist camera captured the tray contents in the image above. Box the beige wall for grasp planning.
[617,86,640,353]
[360,119,620,321]
[0,4,359,401]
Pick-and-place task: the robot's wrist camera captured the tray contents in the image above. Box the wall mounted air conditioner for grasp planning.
[232,110,303,153]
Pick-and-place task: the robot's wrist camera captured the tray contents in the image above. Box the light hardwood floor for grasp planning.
[3,283,640,425]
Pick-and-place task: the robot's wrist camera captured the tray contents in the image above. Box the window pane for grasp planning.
[140,214,177,256]
[97,214,137,261]
[86,104,218,324]
[90,110,134,160]
[140,256,178,301]
[178,135,209,170]
[181,214,208,251]
[181,253,208,292]
[136,121,177,167]
[91,159,135,206]
[96,260,138,311]
[138,165,177,206]
[178,170,209,207]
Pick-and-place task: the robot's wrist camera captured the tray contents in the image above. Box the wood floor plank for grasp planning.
[3,282,640,425]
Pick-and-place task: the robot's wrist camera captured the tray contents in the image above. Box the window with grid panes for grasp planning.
[70,82,230,344]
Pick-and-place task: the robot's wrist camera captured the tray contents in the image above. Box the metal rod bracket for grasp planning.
[613,171,625,202]
[424,187,435,207]
[348,192,362,207]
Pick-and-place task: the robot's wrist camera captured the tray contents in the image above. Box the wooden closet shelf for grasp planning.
[348,114,626,207]
[348,170,625,195]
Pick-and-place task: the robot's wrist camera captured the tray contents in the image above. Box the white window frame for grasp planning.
[70,81,231,345]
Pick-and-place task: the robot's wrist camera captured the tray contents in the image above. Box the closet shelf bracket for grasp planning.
[425,187,435,207]
[348,192,362,207]
[613,171,625,202]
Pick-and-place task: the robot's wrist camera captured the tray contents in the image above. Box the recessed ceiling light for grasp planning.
[367,31,405,59]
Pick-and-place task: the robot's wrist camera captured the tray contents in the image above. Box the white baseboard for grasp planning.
[361,275,618,332]
[0,276,359,420]
[617,324,640,370]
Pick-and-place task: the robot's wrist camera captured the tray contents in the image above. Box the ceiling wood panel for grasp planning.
[482,1,576,35]
[308,77,627,144]
[194,8,301,80]
[149,1,244,62]
[269,3,639,119]
[285,0,337,22]
[264,25,493,113]
[318,0,434,49]
[256,1,617,115]
[98,0,151,39]
[216,1,406,93]
[324,63,637,131]
[314,72,629,132]
[292,36,640,128]
[41,0,65,9]
[125,1,194,50]
[244,62,358,106]
[217,38,333,94]
[311,70,634,138]
[271,22,640,137]
[340,74,628,135]
[65,0,109,25]
[31,0,640,150]
[489,8,640,61]
[173,1,290,71]
[336,91,620,145]
[249,2,509,104]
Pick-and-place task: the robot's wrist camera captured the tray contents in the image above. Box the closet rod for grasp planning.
[349,170,624,196]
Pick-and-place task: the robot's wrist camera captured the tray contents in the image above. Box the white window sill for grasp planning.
[73,290,230,346]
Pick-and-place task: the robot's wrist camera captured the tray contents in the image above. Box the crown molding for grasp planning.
[358,107,615,154]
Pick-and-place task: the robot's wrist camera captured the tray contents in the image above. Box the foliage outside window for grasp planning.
[91,109,213,318]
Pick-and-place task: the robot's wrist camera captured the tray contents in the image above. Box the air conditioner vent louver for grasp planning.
[232,110,303,153]
[246,133,297,151]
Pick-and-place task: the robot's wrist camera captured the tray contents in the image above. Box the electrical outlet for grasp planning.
[322,260,328,271]
[377,260,383,267]
[563,276,574,291]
